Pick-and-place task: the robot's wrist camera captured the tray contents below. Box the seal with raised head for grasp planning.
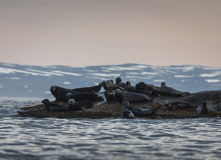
[106,80,124,92]
[123,101,161,117]
[41,99,69,112]
[161,82,190,97]
[197,102,218,116]
[125,81,135,91]
[115,77,122,85]
[104,89,115,103]
[122,106,134,119]
[68,99,93,111]
[114,89,152,104]
[50,85,81,102]
[66,92,104,102]
[101,80,113,91]
[73,83,102,93]
[115,77,126,88]
[201,102,208,114]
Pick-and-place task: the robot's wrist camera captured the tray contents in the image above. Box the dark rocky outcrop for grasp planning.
[17,80,221,119]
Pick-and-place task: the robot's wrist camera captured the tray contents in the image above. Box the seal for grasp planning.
[134,82,164,96]
[104,90,116,103]
[50,85,80,102]
[41,99,69,112]
[73,83,102,93]
[122,106,134,119]
[66,92,104,102]
[115,77,126,88]
[101,81,108,90]
[125,81,151,96]
[196,101,219,116]
[118,82,126,88]
[181,90,221,105]
[68,99,93,111]
[161,82,190,96]
[114,89,152,103]
[106,80,124,92]
[123,101,161,117]
[114,89,124,103]
[164,101,197,111]
[149,86,167,96]
[101,80,114,90]
[201,102,208,114]
[106,80,114,92]
[125,81,135,91]
[135,82,150,90]
[115,77,122,85]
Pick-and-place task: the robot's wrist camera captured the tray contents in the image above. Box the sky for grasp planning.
[0,0,221,67]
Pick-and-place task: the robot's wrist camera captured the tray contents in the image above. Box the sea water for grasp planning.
[0,99,221,160]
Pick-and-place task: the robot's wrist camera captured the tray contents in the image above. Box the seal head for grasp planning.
[116,77,122,85]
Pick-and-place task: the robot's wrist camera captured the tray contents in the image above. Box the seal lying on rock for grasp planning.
[66,93,104,102]
[122,106,134,119]
[181,90,221,105]
[106,80,114,92]
[161,82,190,96]
[125,81,151,96]
[195,102,219,117]
[135,82,150,90]
[101,80,115,91]
[68,99,93,111]
[107,80,124,91]
[104,90,115,103]
[115,77,126,88]
[125,81,135,91]
[164,101,197,111]
[123,101,161,117]
[73,83,102,93]
[201,102,209,114]
[135,82,165,96]
[114,89,152,103]
[50,85,81,102]
[42,99,69,112]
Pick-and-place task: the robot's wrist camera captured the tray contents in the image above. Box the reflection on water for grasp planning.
[0,99,221,160]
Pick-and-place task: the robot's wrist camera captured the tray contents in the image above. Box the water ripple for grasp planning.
[1,100,221,159]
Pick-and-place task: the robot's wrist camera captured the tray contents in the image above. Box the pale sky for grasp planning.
[0,0,221,67]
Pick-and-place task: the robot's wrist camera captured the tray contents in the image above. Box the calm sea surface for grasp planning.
[0,98,221,160]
